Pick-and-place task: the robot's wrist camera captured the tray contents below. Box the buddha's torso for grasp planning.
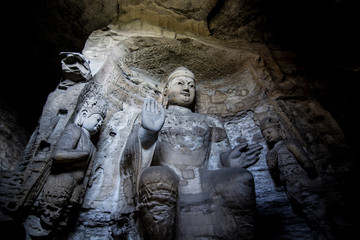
[153,106,215,194]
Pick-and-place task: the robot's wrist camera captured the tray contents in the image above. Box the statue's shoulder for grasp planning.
[61,123,82,138]
[202,114,224,129]
[65,122,81,131]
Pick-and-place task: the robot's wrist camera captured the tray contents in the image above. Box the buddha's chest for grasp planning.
[159,113,212,151]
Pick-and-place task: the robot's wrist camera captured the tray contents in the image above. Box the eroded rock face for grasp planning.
[0,103,28,171]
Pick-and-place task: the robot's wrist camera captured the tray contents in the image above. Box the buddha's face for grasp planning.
[166,76,196,107]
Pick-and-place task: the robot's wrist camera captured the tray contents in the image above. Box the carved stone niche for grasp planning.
[82,28,271,114]
[123,42,267,117]
[1,25,353,239]
[64,27,272,240]
[77,26,354,240]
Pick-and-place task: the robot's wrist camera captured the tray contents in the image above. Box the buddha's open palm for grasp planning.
[227,143,263,168]
[141,97,166,132]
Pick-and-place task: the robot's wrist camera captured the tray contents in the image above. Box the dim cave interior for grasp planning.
[1,1,360,239]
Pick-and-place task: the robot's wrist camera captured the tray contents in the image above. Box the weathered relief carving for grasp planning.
[122,67,262,240]
[260,116,351,239]
[0,53,107,239]
[1,53,89,220]
[260,117,318,183]
[22,96,106,239]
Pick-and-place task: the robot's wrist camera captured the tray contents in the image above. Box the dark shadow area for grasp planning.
[255,214,285,240]
[0,220,26,240]
[1,1,87,135]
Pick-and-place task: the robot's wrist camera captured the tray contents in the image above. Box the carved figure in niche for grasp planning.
[260,117,317,184]
[22,97,107,239]
[125,67,262,240]
[260,117,349,240]
[0,52,97,238]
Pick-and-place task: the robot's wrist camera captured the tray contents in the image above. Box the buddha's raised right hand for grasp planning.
[141,97,166,132]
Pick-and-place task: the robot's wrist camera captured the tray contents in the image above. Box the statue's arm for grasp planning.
[53,149,89,163]
[53,124,90,164]
[138,98,165,149]
[138,127,160,149]
[286,141,317,178]
[266,150,282,186]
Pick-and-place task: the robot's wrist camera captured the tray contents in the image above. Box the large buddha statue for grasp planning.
[124,67,262,240]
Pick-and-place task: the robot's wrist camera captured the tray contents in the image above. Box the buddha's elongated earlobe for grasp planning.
[279,128,286,140]
[162,86,169,109]
[75,109,89,126]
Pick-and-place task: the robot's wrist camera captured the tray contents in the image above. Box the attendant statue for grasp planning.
[125,67,262,240]
[260,117,317,185]
[260,117,349,240]
[22,97,107,239]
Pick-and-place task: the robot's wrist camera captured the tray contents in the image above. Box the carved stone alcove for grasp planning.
[0,23,355,240]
